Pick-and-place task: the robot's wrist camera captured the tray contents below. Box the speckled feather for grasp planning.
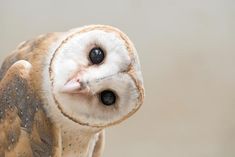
[0,33,64,157]
[0,60,59,157]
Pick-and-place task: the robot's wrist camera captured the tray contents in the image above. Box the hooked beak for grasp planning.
[61,77,90,94]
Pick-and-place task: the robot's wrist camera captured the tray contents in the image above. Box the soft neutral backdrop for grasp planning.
[1,0,235,157]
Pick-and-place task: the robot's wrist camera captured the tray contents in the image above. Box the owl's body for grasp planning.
[0,25,144,157]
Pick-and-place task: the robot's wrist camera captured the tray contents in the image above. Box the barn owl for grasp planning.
[0,25,144,157]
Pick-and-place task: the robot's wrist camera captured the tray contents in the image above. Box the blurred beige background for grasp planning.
[1,0,235,157]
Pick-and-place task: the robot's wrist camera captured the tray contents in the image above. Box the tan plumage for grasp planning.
[0,60,60,157]
[0,25,144,157]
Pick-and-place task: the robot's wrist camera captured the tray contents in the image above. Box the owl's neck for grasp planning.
[60,123,101,157]
[61,129,98,157]
[57,118,102,157]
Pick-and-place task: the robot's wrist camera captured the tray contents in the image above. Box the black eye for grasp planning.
[100,90,116,106]
[89,47,105,64]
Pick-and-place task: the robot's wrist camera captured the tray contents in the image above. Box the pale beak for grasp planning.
[61,78,90,94]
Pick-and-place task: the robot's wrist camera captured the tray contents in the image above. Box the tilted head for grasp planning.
[47,25,144,128]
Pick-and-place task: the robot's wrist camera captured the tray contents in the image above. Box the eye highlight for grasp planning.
[100,90,116,106]
[89,47,105,64]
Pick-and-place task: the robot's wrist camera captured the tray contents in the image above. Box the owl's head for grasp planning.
[47,25,144,128]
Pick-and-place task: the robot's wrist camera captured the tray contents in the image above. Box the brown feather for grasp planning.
[0,60,60,157]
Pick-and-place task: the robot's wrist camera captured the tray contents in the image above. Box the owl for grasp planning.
[0,25,144,157]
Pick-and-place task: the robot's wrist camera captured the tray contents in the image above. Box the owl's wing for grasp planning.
[0,60,60,157]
